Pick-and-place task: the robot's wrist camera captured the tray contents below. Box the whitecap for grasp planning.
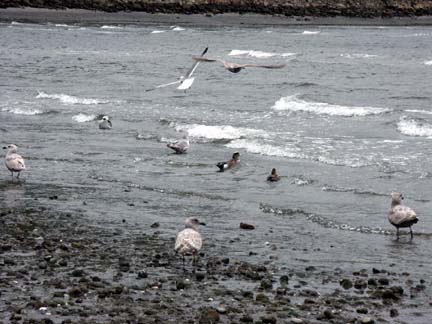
[272,95,390,117]
[101,25,122,29]
[424,60,432,65]
[229,49,295,58]
[54,24,70,27]
[397,117,432,138]
[406,109,432,115]
[175,124,269,140]
[172,26,185,31]
[151,30,166,34]
[302,31,320,35]
[72,113,96,123]
[340,53,378,59]
[36,91,107,105]
[1,107,43,115]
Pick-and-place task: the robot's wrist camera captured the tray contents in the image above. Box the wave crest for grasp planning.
[175,124,268,140]
[397,117,432,138]
[72,113,96,123]
[272,95,390,117]
[229,49,295,58]
[36,91,108,105]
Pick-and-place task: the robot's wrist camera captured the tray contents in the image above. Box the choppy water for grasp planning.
[1,20,432,308]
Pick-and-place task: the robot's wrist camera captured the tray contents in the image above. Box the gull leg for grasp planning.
[396,227,400,240]
[16,172,20,179]
[409,227,413,240]
[182,255,186,273]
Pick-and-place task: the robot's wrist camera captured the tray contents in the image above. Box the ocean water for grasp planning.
[1,21,432,310]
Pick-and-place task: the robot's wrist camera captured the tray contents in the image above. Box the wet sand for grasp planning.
[1,7,432,26]
[0,196,428,323]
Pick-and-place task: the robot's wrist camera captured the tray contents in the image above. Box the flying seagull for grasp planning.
[388,192,419,240]
[3,144,26,179]
[192,56,286,73]
[146,47,208,92]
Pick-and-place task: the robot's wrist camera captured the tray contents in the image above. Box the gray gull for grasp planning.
[388,192,418,240]
[174,217,205,270]
[3,144,26,178]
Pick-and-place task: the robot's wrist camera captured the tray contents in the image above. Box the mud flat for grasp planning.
[1,7,432,25]
[0,197,429,324]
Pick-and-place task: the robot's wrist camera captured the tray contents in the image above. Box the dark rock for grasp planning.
[196,272,206,281]
[240,314,254,323]
[356,308,368,314]
[261,315,277,324]
[354,279,367,290]
[137,270,148,279]
[240,222,255,230]
[390,308,399,317]
[367,278,377,286]
[199,308,220,324]
[378,278,389,286]
[150,222,160,228]
[222,258,230,265]
[260,278,273,290]
[255,293,270,304]
[279,275,289,285]
[71,269,85,277]
[340,278,353,289]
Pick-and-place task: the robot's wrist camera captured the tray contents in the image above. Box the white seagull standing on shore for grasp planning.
[146,47,208,92]
[174,217,206,271]
[192,56,286,73]
[3,144,26,179]
[388,192,419,240]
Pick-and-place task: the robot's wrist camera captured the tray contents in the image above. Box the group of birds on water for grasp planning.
[3,47,421,271]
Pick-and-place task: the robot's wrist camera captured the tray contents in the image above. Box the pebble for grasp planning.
[290,318,303,324]
[240,222,255,230]
[361,317,375,324]
[199,308,220,324]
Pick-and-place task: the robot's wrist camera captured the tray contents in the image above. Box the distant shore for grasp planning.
[2,7,432,26]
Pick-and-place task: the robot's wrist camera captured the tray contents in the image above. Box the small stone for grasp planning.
[222,258,230,265]
[71,269,85,277]
[354,279,367,290]
[260,278,273,290]
[261,315,277,324]
[199,308,220,324]
[378,278,389,286]
[357,308,368,314]
[390,308,399,317]
[216,306,227,314]
[240,223,255,230]
[150,222,160,228]
[240,314,253,323]
[340,278,353,289]
[361,317,374,324]
[290,318,303,324]
[255,293,270,304]
[137,270,148,279]
[279,275,289,285]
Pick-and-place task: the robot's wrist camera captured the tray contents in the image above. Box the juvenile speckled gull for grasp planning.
[388,192,418,239]
[3,144,26,178]
[146,47,208,92]
[167,134,190,154]
[192,56,286,73]
[99,116,112,130]
[174,217,205,270]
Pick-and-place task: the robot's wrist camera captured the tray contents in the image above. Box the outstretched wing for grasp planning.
[192,56,221,63]
[145,80,182,92]
[185,47,208,78]
[239,63,286,69]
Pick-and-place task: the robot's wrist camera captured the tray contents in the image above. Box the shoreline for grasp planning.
[1,7,432,26]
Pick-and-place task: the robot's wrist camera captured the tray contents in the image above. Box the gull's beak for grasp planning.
[199,222,206,226]
[2,147,6,149]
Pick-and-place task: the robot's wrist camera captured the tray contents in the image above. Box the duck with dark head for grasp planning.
[216,152,240,172]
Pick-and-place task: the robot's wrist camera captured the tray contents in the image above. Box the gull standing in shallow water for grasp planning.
[167,134,190,154]
[192,56,286,73]
[98,116,112,130]
[388,192,419,240]
[146,47,208,92]
[174,217,206,271]
[3,144,26,179]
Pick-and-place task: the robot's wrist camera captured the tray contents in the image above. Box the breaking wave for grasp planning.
[1,107,44,115]
[151,30,166,34]
[272,95,390,117]
[424,60,432,65]
[229,50,296,58]
[100,25,123,29]
[340,53,378,59]
[302,31,320,35]
[175,124,269,140]
[397,117,432,138]
[171,26,185,31]
[36,91,108,105]
[72,113,96,123]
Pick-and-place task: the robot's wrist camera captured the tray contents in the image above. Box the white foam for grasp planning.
[36,91,107,105]
[424,60,432,65]
[72,113,96,123]
[151,30,166,34]
[54,24,70,27]
[101,25,122,29]
[302,31,320,35]
[175,124,269,140]
[406,109,432,115]
[229,49,295,58]
[397,117,432,138]
[1,107,43,115]
[272,95,390,117]
[340,53,378,59]
[172,26,185,31]
[11,21,22,26]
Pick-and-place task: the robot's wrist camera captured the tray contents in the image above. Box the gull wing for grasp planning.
[185,47,208,78]
[192,56,221,63]
[239,63,286,69]
[145,80,182,92]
